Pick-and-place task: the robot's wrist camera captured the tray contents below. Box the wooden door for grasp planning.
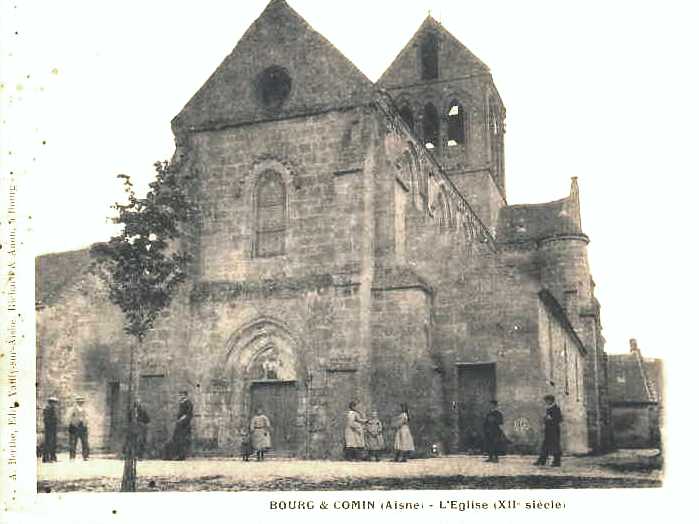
[250,381,298,454]
[107,382,124,452]
[457,364,496,452]
[139,375,169,457]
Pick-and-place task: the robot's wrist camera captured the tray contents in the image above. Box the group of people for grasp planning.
[40,390,194,463]
[41,396,91,463]
[42,391,564,466]
[344,401,415,462]
[481,395,564,467]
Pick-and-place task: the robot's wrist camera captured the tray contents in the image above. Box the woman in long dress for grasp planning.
[250,407,272,461]
[393,403,415,462]
[344,400,366,461]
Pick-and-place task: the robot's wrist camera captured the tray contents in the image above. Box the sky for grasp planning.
[2,0,698,361]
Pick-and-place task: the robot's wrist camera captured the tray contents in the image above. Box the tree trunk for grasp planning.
[120,339,140,491]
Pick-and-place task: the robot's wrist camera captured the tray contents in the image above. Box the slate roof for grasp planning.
[608,352,658,404]
[496,197,584,243]
[173,0,376,133]
[35,248,93,307]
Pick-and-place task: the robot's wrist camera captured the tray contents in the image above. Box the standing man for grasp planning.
[42,397,59,463]
[68,396,89,461]
[534,394,563,467]
[483,400,505,463]
[134,399,150,459]
[171,391,194,460]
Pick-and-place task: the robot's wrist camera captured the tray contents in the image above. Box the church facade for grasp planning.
[35,0,612,458]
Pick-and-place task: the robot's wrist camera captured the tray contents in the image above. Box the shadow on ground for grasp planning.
[38,474,661,493]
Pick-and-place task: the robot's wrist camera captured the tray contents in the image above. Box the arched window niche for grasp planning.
[399,104,415,132]
[437,191,450,229]
[422,103,439,151]
[254,170,287,258]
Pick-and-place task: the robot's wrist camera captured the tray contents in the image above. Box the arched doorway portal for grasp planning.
[224,318,305,456]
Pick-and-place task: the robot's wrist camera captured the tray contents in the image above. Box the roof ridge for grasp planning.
[634,350,656,402]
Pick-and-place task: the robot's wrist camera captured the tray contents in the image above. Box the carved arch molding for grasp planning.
[222,318,305,383]
[232,156,303,199]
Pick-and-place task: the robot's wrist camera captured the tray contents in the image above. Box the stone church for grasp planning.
[35,0,612,458]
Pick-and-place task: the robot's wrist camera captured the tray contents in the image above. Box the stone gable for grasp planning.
[173,0,375,133]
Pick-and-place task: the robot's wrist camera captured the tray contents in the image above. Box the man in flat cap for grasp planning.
[171,391,194,460]
[534,394,563,467]
[42,396,59,463]
[68,396,89,461]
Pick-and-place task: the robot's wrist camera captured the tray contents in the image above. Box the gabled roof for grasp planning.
[378,15,490,88]
[36,248,93,307]
[173,0,375,133]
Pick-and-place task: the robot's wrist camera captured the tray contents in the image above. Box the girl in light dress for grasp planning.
[393,403,414,462]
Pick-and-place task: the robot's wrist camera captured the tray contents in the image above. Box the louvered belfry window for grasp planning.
[421,33,439,80]
[423,103,439,150]
[255,171,286,257]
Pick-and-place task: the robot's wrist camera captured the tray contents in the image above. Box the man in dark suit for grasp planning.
[171,391,193,460]
[534,394,563,467]
[42,397,59,462]
[483,400,505,463]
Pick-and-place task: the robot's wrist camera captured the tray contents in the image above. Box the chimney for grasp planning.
[567,177,582,232]
[629,338,641,354]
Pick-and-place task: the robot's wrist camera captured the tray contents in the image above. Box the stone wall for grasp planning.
[610,404,659,449]
[36,272,130,452]
[371,108,589,454]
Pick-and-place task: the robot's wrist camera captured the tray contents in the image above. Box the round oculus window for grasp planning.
[256,66,292,109]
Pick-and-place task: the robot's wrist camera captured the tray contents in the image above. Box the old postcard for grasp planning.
[1,0,695,522]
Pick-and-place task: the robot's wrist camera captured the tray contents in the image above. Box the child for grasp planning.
[240,428,253,462]
[365,411,384,461]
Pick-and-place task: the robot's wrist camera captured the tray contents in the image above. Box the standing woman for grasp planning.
[344,400,366,461]
[250,407,272,461]
[393,403,415,462]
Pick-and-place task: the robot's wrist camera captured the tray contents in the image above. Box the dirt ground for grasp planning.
[36,449,662,492]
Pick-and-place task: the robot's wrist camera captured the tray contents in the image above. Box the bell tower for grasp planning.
[378,16,507,232]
